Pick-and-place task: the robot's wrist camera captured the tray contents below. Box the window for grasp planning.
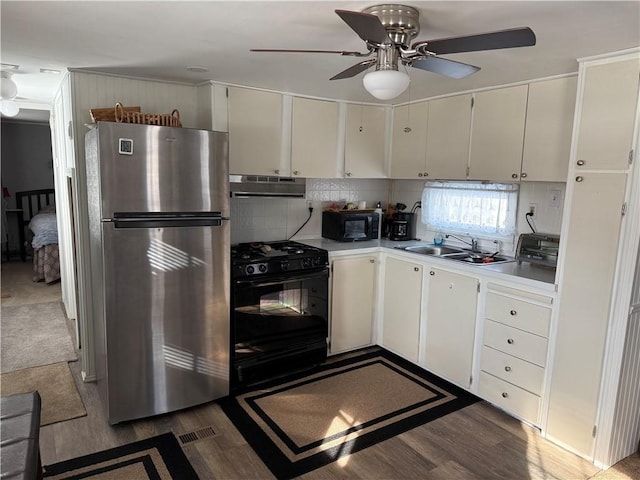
[421,181,518,238]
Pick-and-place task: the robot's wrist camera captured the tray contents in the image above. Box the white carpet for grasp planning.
[1,301,77,373]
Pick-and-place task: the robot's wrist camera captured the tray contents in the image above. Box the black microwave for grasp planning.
[322,211,380,242]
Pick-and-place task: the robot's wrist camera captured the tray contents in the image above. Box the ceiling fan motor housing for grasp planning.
[362,4,420,48]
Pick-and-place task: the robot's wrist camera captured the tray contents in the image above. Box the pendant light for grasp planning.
[361,44,410,101]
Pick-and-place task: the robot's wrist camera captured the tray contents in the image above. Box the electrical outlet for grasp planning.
[529,204,537,216]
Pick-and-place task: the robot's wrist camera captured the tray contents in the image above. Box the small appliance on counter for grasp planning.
[516,233,560,269]
[322,210,380,242]
[386,203,417,241]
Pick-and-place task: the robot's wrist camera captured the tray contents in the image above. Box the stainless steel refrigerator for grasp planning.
[85,122,230,424]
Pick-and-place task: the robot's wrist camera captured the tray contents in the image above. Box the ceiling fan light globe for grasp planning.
[0,72,18,100]
[362,69,410,100]
[0,99,19,117]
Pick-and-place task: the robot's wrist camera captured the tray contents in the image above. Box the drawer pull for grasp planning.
[510,310,517,316]
[414,267,420,272]
[502,392,509,398]
[507,338,515,344]
[504,366,512,372]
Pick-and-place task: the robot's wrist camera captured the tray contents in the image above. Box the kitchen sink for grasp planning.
[394,244,515,265]
[443,253,514,265]
[395,245,464,255]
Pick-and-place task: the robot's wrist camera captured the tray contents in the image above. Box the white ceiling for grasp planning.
[2,1,639,122]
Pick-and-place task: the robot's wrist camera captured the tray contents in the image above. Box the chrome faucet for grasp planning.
[445,233,480,253]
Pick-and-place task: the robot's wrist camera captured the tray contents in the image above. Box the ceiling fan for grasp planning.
[251,4,536,100]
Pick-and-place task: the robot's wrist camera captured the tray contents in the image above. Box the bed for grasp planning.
[15,189,60,283]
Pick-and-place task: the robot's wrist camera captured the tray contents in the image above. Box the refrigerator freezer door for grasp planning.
[100,220,230,424]
[96,123,229,218]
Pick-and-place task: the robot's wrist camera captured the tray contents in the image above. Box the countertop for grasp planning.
[300,237,557,287]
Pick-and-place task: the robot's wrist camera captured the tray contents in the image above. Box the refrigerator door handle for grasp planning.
[112,212,227,229]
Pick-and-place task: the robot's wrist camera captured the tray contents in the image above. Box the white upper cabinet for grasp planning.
[575,58,640,171]
[228,87,283,176]
[469,85,529,182]
[389,101,429,178]
[344,104,387,178]
[521,76,577,182]
[291,97,339,178]
[425,94,472,180]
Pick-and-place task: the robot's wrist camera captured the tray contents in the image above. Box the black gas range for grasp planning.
[230,241,329,388]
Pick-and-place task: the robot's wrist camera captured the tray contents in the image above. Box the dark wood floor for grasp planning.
[3,260,635,479]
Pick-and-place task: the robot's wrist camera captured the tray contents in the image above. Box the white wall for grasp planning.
[390,179,566,255]
[231,177,565,253]
[231,178,390,244]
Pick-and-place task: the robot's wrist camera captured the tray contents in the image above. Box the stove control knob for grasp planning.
[246,265,255,275]
[313,257,323,266]
[280,261,289,270]
[302,258,312,268]
[258,264,267,273]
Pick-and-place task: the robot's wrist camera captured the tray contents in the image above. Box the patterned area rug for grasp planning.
[219,348,480,479]
[42,433,199,479]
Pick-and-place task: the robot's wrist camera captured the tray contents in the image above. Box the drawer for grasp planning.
[483,320,548,366]
[485,292,551,337]
[478,371,541,425]
[481,346,545,395]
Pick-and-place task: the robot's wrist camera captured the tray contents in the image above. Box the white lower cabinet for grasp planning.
[424,268,478,388]
[330,255,376,354]
[478,371,542,423]
[478,285,553,426]
[381,256,422,362]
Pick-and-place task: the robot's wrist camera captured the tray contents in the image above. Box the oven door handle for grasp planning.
[235,269,328,287]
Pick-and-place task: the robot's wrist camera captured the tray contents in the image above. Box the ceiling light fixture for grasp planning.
[363,69,410,100]
[361,44,410,100]
[0,71,19,117]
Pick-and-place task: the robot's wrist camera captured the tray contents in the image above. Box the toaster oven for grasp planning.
[516,233,560,268]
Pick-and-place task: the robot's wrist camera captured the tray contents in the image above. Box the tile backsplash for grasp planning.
[230,178,390,244]
[231,177,565,255]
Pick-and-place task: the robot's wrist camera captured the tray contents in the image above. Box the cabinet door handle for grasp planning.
[418,173,423,177]
[502,392,509,398]
[346,172,352,177]
[424,172,429,177]
[414,267,420,272]
[504,366,512,372]
[507,338,514,344]
[510,310,517,316]
[429,270,435,275]
[521,172,527,178]
[577,160,585,166]
[274,169,280,174]
[576,176,584,182]
[511,173,518,179]
[293,170,299,176]
[369,259,375,263]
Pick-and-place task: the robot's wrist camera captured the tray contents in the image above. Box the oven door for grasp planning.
[232,268,329,385]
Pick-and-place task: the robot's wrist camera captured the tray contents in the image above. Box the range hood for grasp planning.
[229,175,306,198]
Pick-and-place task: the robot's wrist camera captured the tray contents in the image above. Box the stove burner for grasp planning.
[231,241,328,278]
